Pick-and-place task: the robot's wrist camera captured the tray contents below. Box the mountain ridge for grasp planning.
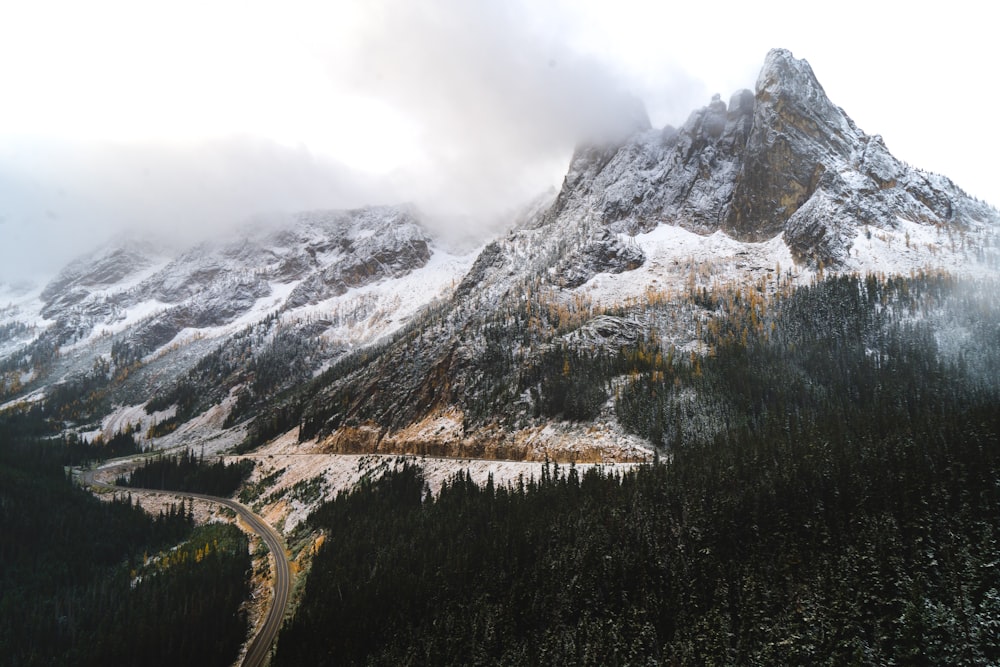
[281,48,999,462]
[1,48,998,469]
[547,48,997,269]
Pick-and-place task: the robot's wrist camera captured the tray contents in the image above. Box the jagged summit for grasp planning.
[756,48,835,108]
[546,48,998,268]
[725,48,859,241]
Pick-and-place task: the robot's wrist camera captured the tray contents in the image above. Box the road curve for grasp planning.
[179,490,290,667]
[81,469,291,667]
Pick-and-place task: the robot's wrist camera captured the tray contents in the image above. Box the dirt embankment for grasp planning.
[318,409,653,464]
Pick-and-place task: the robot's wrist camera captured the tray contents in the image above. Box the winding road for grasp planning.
[80,467,291,667]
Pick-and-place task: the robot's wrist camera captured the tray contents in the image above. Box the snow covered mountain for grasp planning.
[284,48,999,463]
[547,48,997,271]
[2,48,998,466]
[0,205,479,448]
[31,205,462,348]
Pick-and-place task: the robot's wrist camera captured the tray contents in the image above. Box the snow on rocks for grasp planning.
[576,224,799,307]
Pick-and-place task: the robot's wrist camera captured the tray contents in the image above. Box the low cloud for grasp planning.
[335,0,667,224]
[0,138,394,280]
[0,1,712,281]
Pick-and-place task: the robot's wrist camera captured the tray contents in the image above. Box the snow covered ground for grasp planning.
[570,218,999,310]
[846,217,1000,278]
[279,242,479,347]
[577,225,801,307]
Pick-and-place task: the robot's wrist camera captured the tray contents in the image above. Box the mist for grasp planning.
[0,0,715,283]
[3,1,995,284]
[331,0,678,218]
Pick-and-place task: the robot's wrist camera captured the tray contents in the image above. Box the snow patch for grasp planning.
[240,430,644,535]
[0,388,45,411]
[577,224,801,306]
[281,244,478,346]
[846,217,999,277]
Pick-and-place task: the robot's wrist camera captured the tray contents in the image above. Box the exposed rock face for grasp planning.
[547,87,756,237]
[33,205,437,339]
[726,50,857,242]
[448,46,993,306]
[722,48,996,264]
[551,230,645,288]
[558,315,644,352]
[454,241,506,299]
[544,48,998,267]
[120,276,275,359]
[284,210,432,308]
[40,243,161,319]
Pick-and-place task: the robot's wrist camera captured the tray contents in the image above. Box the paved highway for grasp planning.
[81,467,291,667]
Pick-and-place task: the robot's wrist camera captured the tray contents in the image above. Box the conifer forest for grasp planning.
[2,271,1000,665]
[275,273,1000,665]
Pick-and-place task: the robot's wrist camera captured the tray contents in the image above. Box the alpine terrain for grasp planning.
[3,49,1000,665]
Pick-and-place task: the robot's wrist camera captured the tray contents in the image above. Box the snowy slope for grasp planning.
[0,205,480,421]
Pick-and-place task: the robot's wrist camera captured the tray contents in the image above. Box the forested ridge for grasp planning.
[276,273,1000,665]
[0,417,252,666]
[4,271,1000,664]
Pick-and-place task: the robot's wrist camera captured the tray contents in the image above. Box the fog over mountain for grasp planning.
[2,35,1000,665]
[0,1,996,281]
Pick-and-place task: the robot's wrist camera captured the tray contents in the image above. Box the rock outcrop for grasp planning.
[284,207,433,308]
[724,49,995,264]
[545,48,998,267]
[551,230,645,288]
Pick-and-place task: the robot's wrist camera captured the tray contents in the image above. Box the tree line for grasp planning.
[0,412,252,666]
[117,449,254,497]
[274,273,1000,665]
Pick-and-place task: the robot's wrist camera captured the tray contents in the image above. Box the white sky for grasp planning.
[0,0,996,281]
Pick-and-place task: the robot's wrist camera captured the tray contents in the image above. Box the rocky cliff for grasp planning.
[544,48,998,268]
[287,48,1000,463]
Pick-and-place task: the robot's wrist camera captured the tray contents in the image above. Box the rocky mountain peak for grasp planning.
[538,48,998,268]
[725,49,859,242]
[755,48,831,107]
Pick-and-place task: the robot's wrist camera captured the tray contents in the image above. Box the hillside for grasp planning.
[3,46,1000,666]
